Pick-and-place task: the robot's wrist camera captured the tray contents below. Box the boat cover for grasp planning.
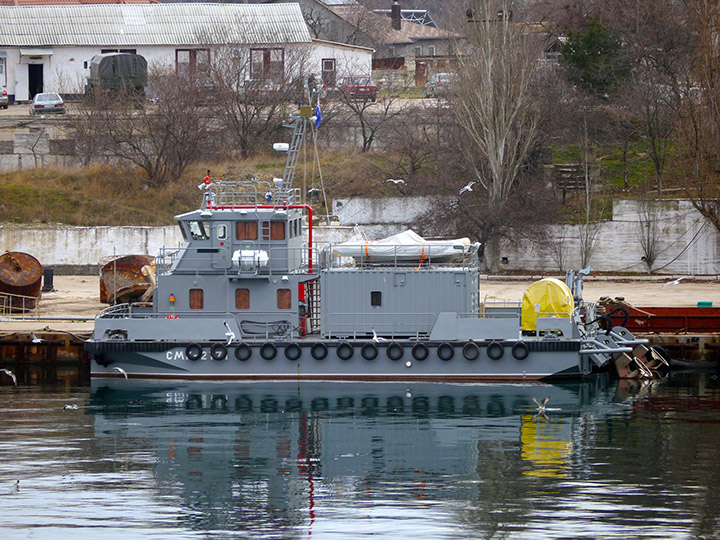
[521,278,575,332]
[332,229,475,262]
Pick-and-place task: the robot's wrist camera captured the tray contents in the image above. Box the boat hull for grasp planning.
[87,338,584,381]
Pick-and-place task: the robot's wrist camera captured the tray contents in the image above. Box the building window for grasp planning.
[371,291,382,307]
[236,222,258,241]
[322,58,336,86]
[176,49,210,80]
[0,58,5,88]
[428,46,436,56]
[277,288,291,310]
[414,46,422,57]
[250,48,284,83]
[189,289,204,310]
[235,289,250,310]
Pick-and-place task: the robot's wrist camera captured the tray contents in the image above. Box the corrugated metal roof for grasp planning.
[0,3,312,47]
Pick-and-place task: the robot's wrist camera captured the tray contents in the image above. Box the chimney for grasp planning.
[391,1,401,31]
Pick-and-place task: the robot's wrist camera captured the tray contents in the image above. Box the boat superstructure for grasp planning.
[85,110,653,381]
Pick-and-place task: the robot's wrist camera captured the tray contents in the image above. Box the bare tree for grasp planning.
[68,67,216,186]
[449,0,544,269]
[676,0,720,232]
[335,68,412,152]
[206,46,312,159]
[635,199,662,273]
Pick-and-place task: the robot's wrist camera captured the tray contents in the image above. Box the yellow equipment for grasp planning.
[521,278,575,332]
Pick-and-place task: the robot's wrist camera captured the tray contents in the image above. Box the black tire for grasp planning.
[311,342,328,360]
[512,341,529,361]
[463,341,480,361]
[186,343,202,361]
[210,343,227,361]
[361,342,379,360]
[487,341,504,361]
[412,343,429,361]
[337,341,354,361]
[387,342,404,361]
[438,342,454,361]
[235,343,252,361]
[285,343,302,361]
[260,342,277,360]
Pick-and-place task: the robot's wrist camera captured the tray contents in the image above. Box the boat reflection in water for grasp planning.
[90,379,610,536]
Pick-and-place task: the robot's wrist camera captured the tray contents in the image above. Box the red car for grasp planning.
[338,76,378,102]
[0,87,8,109]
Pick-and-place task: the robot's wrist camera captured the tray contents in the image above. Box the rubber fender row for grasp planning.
[185,341,531,362]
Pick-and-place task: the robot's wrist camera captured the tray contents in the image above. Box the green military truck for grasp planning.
[85,53,148,94]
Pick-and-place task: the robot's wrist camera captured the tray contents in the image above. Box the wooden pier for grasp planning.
[0,331,90,386]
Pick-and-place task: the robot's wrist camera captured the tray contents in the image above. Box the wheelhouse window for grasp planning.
[277,289,291,310]
[261,221,286,241]
[217,224,227,240]
[189,289,204,310]
[178,223,188,241]
[236,222,258,241]
[250,48,284,83]
[235,289,250,310]
[188,221,210,240]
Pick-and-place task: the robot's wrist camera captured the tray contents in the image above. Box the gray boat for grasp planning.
[85,110,654,382]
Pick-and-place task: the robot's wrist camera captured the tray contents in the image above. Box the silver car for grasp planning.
[29,92,66,115]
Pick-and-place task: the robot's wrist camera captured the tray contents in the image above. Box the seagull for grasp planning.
[531,395,550,413]
[372,329,387,343]
[223,320,236,345]
[30,332,43,343]
[63,404,78,410]
[1,368,17,386]
[385,178,406,185]
[112,366,128,379]
[663,277,687,287]
[458,181,476,195]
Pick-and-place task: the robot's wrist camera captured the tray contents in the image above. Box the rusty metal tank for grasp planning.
[0,251,42,312]
[99,255,155,304]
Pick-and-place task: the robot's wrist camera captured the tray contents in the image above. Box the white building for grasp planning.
[0,3,373,102]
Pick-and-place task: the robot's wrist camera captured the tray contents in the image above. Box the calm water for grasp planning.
[2,374,720,539]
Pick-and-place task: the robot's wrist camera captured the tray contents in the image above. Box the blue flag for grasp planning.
[315,105,321,127]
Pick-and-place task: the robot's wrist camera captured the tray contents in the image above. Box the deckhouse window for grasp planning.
[277,289,291,310]
[235,289,250,310]
[236,222,258,241]
[189,289,204,310]
[271,221,286,240]
[217,224,227,240]
[188,221,209,240]
[371,291,382,307]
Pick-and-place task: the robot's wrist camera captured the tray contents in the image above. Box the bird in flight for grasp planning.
[663,277,687,287]
[113,366,129,379]
[531,395,550,413]
[30,332,43,343]
[1,368,17,386]
[385,178,406,185]
[459,181,476,195]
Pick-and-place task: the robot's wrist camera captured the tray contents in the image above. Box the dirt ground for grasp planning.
[1,274,718,334]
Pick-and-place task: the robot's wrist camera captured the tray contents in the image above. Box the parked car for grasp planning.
[424,72,458,98]
[338,76,378,102]
[0,88,8,109]
[29,92,66,115]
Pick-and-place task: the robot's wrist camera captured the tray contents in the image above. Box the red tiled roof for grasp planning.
[328,4,455,45]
